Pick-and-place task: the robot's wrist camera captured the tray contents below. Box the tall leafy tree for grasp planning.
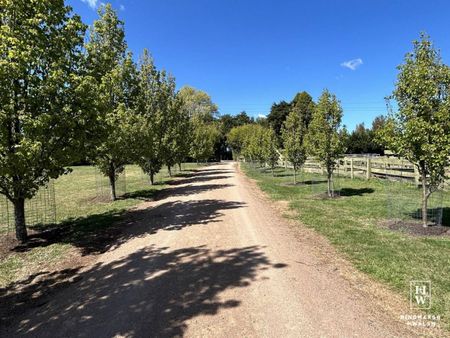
[161,86,187,176]
[85,4,126,79]
[179,86,219,162]
[178,86,218,122]
[234,111,253,126]
[379,34,450,227]
[218,111,254,160]
[371,115,386,133]
[255,116,269,128]
[168,96,192,172]
[190,120,220,162]
[135,49,159,184]
[86,4,139,199]
[346,116,386,154]
[150,70,178,179]
[369,115,387,154]
[136,50,177,183]
[218,114,236,137]
[267,101,291,142]
[291,91,315,126]
[306,90,346,197]
[0,0,94,242]
[347,123,372,154]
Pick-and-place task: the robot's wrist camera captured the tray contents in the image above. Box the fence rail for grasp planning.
[278,154,450,188]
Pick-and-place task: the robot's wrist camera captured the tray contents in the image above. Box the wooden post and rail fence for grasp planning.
[276,152,450,189]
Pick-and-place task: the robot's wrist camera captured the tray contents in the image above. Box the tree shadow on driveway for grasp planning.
[14,198,246,256]
[1,245,287,337]
[123,183,234,201]
[168,175,232,186]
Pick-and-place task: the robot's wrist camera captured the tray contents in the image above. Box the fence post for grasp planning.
[350,158,354,179]
[366,157,371,180]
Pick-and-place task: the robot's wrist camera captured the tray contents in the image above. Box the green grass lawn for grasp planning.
[242,163,450,329]
[0,163,199,287]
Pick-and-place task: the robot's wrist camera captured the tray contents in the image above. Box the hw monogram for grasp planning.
[410,281,431,309]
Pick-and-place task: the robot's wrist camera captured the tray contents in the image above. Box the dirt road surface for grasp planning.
[1,162,418,337]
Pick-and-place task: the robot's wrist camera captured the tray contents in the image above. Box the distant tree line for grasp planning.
[267,93,387,155]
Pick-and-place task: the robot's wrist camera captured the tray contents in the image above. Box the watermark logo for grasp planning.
[410,281,431,309]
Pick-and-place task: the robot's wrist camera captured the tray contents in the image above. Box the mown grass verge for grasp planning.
[242,163,450,330]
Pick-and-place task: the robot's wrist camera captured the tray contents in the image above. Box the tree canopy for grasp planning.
[379,33,450,226]
[86,4,139,200]
[0,0,95,242]
[267,101,291,142]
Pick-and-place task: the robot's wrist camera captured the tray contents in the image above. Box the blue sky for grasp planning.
[69,0,450,130]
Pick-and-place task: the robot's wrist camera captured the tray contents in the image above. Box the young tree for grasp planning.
[282,114,306,184]
[227,124,254,160]
[0,0,95,242]
[379,34,450,227]
[243,125,269,167]
[306,90,346,197]
[86,5,139,199]
[281,95,313,184]
[263,128,279,176]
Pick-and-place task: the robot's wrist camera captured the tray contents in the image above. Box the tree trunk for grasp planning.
[178,162,182,171]
[14,198,27,243]
[271,166,274,177]
[149,170,155,185]
[108,171,117,201]
[327,171,333,198]
[168,165,172,177]
[421,170,429,227]
[294,169,297,185]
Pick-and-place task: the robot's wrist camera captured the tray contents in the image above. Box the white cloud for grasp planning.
[258,114,266,119]
[81,0,98,9]
[340,58,363,70]
[120,4,125,11]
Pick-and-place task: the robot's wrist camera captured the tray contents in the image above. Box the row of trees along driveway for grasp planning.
[0,2,220,242]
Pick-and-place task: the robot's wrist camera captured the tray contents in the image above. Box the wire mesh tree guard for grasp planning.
[95,167,127,200]
[384,158,444,226]
[0,181,57,236]
[306,161,342,197]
